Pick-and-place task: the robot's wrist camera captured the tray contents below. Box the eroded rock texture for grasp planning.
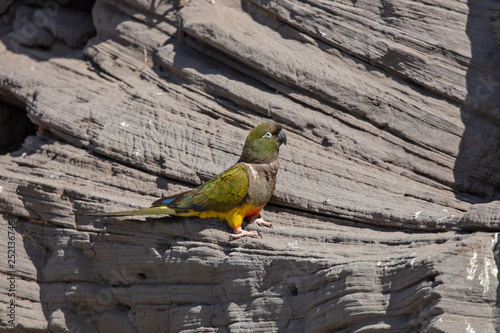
[0,0,499,332]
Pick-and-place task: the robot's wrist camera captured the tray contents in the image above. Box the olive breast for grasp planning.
[240,160,279,207]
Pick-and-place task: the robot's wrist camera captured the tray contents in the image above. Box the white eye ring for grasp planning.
[263,132,272,138]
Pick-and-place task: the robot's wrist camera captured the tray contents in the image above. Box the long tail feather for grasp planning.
[80,206,176,216]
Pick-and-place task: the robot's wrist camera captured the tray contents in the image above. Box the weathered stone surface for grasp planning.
[0,0,499,332]
[12,6,54,48]
[459,201,500,231]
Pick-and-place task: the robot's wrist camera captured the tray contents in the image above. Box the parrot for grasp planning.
[85,121,287,239]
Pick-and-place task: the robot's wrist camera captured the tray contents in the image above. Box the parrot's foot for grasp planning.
[231,227,260,239]
[254,217,272,228]
[247,216,273,228]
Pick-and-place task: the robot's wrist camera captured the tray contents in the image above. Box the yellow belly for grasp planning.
[173,204,262,232]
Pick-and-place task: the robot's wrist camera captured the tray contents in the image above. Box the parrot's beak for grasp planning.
[277,129,287,146]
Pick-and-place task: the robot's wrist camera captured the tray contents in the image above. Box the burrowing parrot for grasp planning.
[87,121,287,239]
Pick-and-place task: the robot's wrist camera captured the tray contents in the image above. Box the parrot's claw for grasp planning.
[231,227,259,239]
[246,216,273,228]
[254,217,273,228]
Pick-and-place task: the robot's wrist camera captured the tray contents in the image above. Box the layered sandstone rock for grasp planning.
[0,0,499,332]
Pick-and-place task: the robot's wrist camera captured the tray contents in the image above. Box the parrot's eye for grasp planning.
[262,132,272,138]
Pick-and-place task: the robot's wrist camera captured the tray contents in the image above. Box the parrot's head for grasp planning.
[238,121,287,164]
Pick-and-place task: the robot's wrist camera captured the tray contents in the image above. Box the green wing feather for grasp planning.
[85,164,250,217]
[154,163,249,213]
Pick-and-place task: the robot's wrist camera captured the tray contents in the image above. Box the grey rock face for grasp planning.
[0,0,499,332]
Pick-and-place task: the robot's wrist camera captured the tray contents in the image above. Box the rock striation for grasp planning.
[0,0,499,332]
